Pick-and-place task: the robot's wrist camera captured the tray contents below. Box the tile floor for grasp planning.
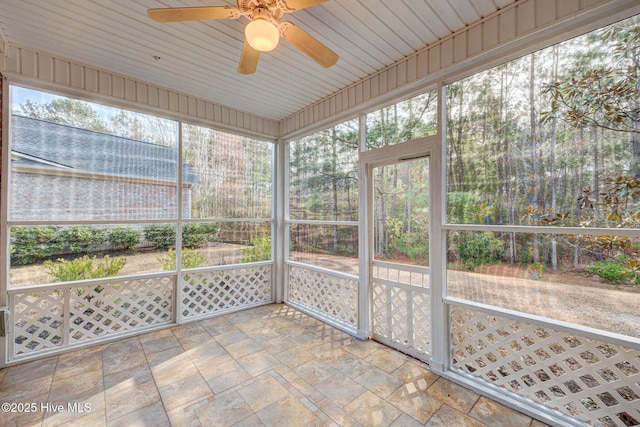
[0,304,552,426]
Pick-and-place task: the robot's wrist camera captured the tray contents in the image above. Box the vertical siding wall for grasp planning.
[1,47,278,139]
[279,0,637,138]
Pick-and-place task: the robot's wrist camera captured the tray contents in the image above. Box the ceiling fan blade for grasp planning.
[238,39,260,74]
[282,0,328,11]
[148,6,239,23]
[280,22,338,68]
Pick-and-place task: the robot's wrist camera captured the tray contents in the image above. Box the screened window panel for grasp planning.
[445,16,640,229]
[181,123,273,219]
[289,120,359,221]
[365,90,437,150]
[289,224,358,274]
[9,223,176,287]
[9,87,179,222]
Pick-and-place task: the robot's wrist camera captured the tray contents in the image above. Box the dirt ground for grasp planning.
[9,248,640,338]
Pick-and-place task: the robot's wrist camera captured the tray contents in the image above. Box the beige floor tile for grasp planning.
[315,374,366,408]
[104,364,153,394]
[426,378,480,414]
[150,351,199,389]
[292,332,325,350]
[342,338,382,359]
[43,407,106,427]
[53,349,103,379]
[393,361,439,389]
[105,379,161,421]
[354,366,404,398]
[177,331,217,352]
[144,344,184,368]
[140,333,181,355]
[294,359,339,386]
[237,375,291,412]
[468,396,533,427]
[199,317,235,336]
[387,383,442,423]
[225,338,263,359]
[101,336,142,360]
[424,404,486,427]
[232,413,266,427]
[344,391,402,426]
[262,335,297,355]
[255,394,317,427]
[313,343,349,364]
[280,370,326,404]
[196,353,240,380]
[171,321,207,340]
[206,366,252,394]
[194,391,253,426]
[1,356,58,386]
[102,349,147,377]
[275,346,315,369]
[235,318,268,334]
[0,376,52,403]
[215,328,249,346]
[0,401,46,426]
[365,349,407,373]
[187,340,227,366]
[249,327,281,343]
[390,413,427,427]
[315,398,359,427]
[330,352,373,380]
[237,349,279,376]
[109,401,170,427]
[157,372,211,411]
[49,370,104,403]
[43,392,105,427]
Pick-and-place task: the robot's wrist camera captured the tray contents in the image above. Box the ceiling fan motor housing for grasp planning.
[238,0,286,21]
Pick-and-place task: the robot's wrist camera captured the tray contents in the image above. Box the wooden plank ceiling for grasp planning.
[0,0,516,121]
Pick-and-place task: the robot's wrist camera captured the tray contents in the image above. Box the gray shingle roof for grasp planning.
[11,115,200,184]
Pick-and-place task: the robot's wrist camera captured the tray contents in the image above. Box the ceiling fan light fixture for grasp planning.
[245,18,279,51]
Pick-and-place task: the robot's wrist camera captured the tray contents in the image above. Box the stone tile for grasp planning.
[140,333,181,355]
[225,338,263,359]
[101,336,142,360]
[158,373,212,411]
[196,353,241,381]
[330,352,373,379]
[255,394,317,427]
[104,364,154,394]
[166,394,213,427]
[280,370,326,405]
[313,342,349,364]
[109,401,170,427]
[426,378,480,414]
[1,355,58,385]
[145,344,186,369]
[150,350,199,389]
[49,369,104,403]
[250,327,281,343]
[0,375,52,403]
[343,391,402,426]
[199,317,235,336]
[237,349,279,376]
[262,335,297,355]
[292,332,325,350]
[531,420,553,427]
[171,321,207,340]
[355,366,404,398]
[365,349,407,374]
[235,318,268,334]
[315,398,359,427]
[294,359,339,386]
[387,383,442,423]
[342,337,381,358]
[177,331,217,352]
[43,407,106,427]
[232,414,266,427]
[393,361,439,389]
[105,379,161,421]
[425,404,486,427]
[0,401,46,426]
[187,340,227,366]
[215,328,249,346]
[468,396,532,427]
[103,349,147,377]
[194,391,253,426]
[206,367,252,394]
[390,413,426,427]
[275,346,315,369]
[53,350,103,380]
[44,391,106,427]
[237,375,291,412]
[315,373,366,408]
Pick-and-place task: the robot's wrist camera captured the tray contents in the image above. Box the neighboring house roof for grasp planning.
[11,115,200,185]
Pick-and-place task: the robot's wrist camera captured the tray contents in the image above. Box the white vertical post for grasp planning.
[274,138,287,303]
[0,79,10,367]
[357,113,370,339]
[428,83,449,373]
[175,121,184,324]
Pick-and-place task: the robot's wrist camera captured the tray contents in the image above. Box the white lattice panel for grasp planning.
[181,265,272,318]
[372,283,431,356]
[451,307,640,427]
[69,276,174,343]
[288,266,358,326]
[12,289,65,356]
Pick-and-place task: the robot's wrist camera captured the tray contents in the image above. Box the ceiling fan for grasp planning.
[148,0,339,74]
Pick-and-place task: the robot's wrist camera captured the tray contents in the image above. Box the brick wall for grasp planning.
[10,172,192,221]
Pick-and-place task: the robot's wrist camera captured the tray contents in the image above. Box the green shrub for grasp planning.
[143,224,176,248]
[58,225,106,254]
[588,259,639,285]
[10,225,64,265]
[241,235,271,263]
[182,223,220,248]
[158,248,205,270]
[106,226,141,251]
[389,232,429,264]
[457,231,503,268]
[44,255,126,282]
